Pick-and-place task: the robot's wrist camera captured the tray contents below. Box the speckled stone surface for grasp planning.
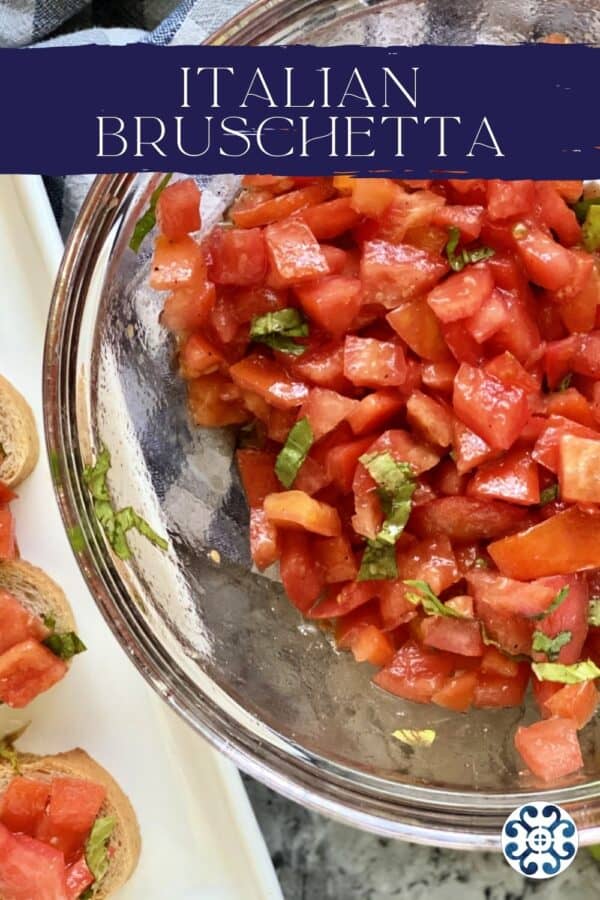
[244,777,599,899]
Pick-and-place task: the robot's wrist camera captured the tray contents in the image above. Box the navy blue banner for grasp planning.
[1,43,599,176]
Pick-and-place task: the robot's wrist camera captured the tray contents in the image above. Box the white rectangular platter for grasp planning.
[0,174,282,900]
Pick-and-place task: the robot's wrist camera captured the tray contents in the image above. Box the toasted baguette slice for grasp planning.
[0,375,39,487]
[0,749,141,898]
[0,559,76,637]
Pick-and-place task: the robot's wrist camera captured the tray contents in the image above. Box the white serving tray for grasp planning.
[0,175,282,900]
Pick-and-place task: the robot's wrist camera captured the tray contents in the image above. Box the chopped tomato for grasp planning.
[314,535,358,583]
[298,197,362,240]
[347,391,405,437]
[427,264,494,323]
[421,617,484,657]
[558,434,600,502]
[278,530,324,613]
[515,224,577,291]
[422,360,458,393]
[464,288,510,343]
[232,182,335,228]
[0,590,48,655]
[487,180,535,220]
[410,496,529,542]
[0,779,51,836]
[452,419,498,475]
[386,296,450,363]
[309,580,379,619]
[360,240,448,307]
[432,205,484,241]
[295,276,362,336]
[300,388,358,440]
[373,640,456,703]
[179,333,224,378]
[0,825,68,900]
[545,388,597,428]
[406,391,453,447]
[532,574,588,665]
[150,235,206,292]
[473,664,529,708]
[325,436,375,493]
[532,415,599,473]
[343,336,407,388]
[432,670,478,712]
[0,640,67,709]
[480,646,519,678]
[187,373,249,427]
[161,282,216,333]
[65,857,94,900]
[229,355,308,410]
[515,717,582,781]
[156,178,201,240]
[265,219,329,284]
[236,449,279,507]
[263,491,341,536]
[467,570,555,618]
[36,778,106,863]
[350,178,397,217]
[249,508,280,570]
[288,338,349,393]
[453,363,529,450]
[468,449,540,506]
[208,227,267,286]
[545,681,599,729]
[347,624,396,667]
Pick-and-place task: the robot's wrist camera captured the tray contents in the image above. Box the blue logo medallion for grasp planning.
[502,802,578,879]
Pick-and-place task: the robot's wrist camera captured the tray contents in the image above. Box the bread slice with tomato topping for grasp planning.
[0,748,141,899]
[0,375,39,487]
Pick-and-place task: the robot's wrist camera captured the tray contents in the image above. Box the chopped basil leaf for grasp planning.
[531,630,572,661]
[0,742,20,774]
[274,417,314,488]
[357,539,397,581]
[250,308,309,357]
[571,195,600,224]
[83,446,168,559]
[444,226,495,272]
[43,631,87,661]
[588,598,600,627]
[85,816,116,887]
[532,659,600,683]
[583,204,600,252]
[539,483,559,506]
[43,613,56,631]
[557,373,573,392]
[531,586,570,621]
[129,173,172,253]
[404,580,467,618]
[474,557,489,569]
[392,728,436,747]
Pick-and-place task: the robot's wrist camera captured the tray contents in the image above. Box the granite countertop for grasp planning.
[244,776,599,899]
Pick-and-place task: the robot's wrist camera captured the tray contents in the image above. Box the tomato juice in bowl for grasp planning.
[44,0,600,849]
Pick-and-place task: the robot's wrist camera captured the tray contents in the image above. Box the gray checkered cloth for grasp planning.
[0,0,256,233]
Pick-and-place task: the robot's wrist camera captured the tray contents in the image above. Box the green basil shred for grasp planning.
[539,483,559,506]
[588,598,600,627]
[532,659,600,684]
[531,630,572,661]
[571,195,600,224]
[531,586,570,621]
[85,816,116,890]
[404,580,467,618]
[582,204,600,252]
[250,308,309,356]
[445,226,495,272]
[83,446,169,560]
[356,453,416,581]
[557,373,573,392]
[274,417,314,488]
[41,615,86,661]
[129,173,172,253]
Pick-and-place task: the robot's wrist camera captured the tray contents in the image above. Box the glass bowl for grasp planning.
[44,0,600,849]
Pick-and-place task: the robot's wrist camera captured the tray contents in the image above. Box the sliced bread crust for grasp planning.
[0,375,39,487]
[0,559,76,636]
[0,749,141,898]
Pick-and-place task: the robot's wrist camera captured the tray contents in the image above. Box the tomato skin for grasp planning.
[421,360,458,394]
[465,288,510,343]
[489,506,600,579]
[229,355,308,410]
[406,391,453,448]
[421,617,484,657]
[288,338,350,393]
[515,225,577,291]
[0,779,51,836]
[410,496,529,543]
[295,275,362,336]
[264,491,341,537]
[468,449,540,506]
[233,181,335,229]
[314,535,358,583]
[467,570,556,619]
[559,434,600,503]
[0,825,69,900]
[179,333,224,379]
[484,351,540,393]
[347,624,396,667]
[298,197,362,240]
[360,240,448,307]
[373,640,456,703]
[473,664,529,708]
[325,436,375,493]
[347,391,404,437]
[208,227,267,286]
[427,264,494,324]
[65,857,94,900]
[545,388,597,428]
[161,282,216,333]
[279,530,324,613]
[432,205,484,241]
[432,670,478,712]
[187,373,249,427]
[515,717,583,781]
[36,779,106,863]
[0,590,48,655]
[545,681,599,728]
[453,363,529,450]
[386,297,451,363]
[150,235,206,292]
[343,336,407,389]
[532,574,589,665]
[309,580,379,619]
[487,180,535,221]
[265,219,329,284]
[156,178,201,240]
[0,640,67,709]
[532,415,599,473]
[301,388,358,441]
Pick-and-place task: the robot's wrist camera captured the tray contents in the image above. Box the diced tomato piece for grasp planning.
[229,355,308,410]
[464,288,510,343]
[432,670,478,712]
[309,580,380,619]
[373,640,456,703]
[447,179,486,202]
[295,275,362,336]
[468,449,540,506]
[573,331,600,378]
[0,825,68,900]
[453,363,529,450]
[162,282,216,337]
[378,582,417,631]
[208,227,267,286]
[300,388,358,441]
[545,388,597,428]
[430,459,468,496]
[150,235,206,292]
[475,599,534,656]
[473,664,529,708]
[347,624,395,666]
[0,640,67,708]
[231,285,289,325]
[335,601,382,645]
[265,219,329,284]
[489,506,600,579]
[249,508,280,570]
[65,856,94,900]
[360,240,448,307]
[545,681,599,729]
[403,224,448,254]
[487,180,535,220]
[532,416,599,473]
[36,779,106,863]
[535,182,581,246]
[532,676,562,717]
[0,779,51,836]
[319,245,358,276]
[179,333,224,379]
[0,590,48,656]
[298,197,362,240]
[421,617,484,657]
[559,434,600,502]
[363,429,440,475]
[515,224,577,291]
[514,717,582,781]
[386,297,451,362]
[156,178,201,240]
[487,287,542,366]
[350,178,397,217]
[480,646,519,678]
[467,570,555,618]
[406,391,453,447]
[278,530,324,613]
[288,339,349,393]
[293,456,330,496]
[452,419,498,474]
[325,436,375,493]
[441,321,484,366]
[559,264,600,333]
[537,294,568,341]
[484,351,540,393]
[263,491,341,536]
[236,450,278,507]
[410,496,529,543]
[0,483,16,504]
[343,336,407,389]
[209,293,242,344]
[432,205,484,241]
[347,391,404,437]
[532,574,589,665]
[421,360,458,393]
[427,265,494,324]
[187,373,249,427]
[314,535,358,583]
[539,180,584,203]
[232,182,335,228]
